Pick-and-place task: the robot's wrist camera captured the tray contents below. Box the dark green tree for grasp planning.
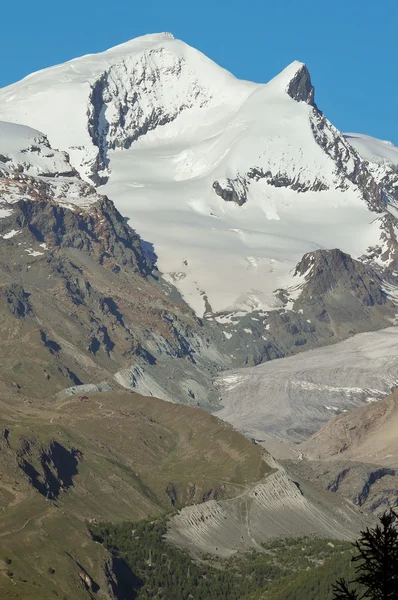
[332,511,398,600]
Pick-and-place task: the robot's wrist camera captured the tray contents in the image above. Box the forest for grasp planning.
[91,517,359,599]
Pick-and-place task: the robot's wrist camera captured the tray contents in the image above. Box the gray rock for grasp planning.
[286,64,316,107]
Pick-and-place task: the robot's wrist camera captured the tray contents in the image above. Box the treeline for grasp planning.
[90,518,359,599]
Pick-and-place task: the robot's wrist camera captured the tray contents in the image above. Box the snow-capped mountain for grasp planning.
[0,32,397,321]
[0,121,101,210]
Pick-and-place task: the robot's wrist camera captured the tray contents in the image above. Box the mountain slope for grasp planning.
[282,390,398,518]
[0,121,233,407]
[301,389,398,466]
[1,34,398,319]
[0,35,391,599]
[0,190,230,406]
[167,455,368,558]
[0,386,370,600]
[0,388,269,599]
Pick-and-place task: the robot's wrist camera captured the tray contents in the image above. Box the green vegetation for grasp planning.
[91,518,359,600]
[0,390,269,599]
[333,511,398,599]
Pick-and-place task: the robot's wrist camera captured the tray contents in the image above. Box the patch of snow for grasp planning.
[1,229,21,239]
[220,373,245,391]
[0,207,13,219]
[382,281,398,305]
[24,248,44,257]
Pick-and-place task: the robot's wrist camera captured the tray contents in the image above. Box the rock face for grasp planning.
[0,196,229,405]
[216,247,395,370]
[284,458,398,518]
[286,63,316,106]
[11,197,153,275]
[292,248,392,329]
[86,42,215,181]
[2,283,32,318]
[212,178,247,206]
[295,249,384,300]
[17,437,82,499]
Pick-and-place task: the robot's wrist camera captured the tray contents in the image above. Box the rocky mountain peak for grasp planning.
[294,248,389,306]
[285,62,316,107]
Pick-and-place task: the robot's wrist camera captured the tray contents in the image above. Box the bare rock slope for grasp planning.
[301,390,398,466]
[167,455,369,557]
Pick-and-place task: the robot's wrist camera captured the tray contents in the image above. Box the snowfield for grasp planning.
[344,133,398,167]
[0,121,71,177]
[0,33,397,315]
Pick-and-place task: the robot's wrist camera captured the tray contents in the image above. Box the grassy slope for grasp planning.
[0,390,268,599]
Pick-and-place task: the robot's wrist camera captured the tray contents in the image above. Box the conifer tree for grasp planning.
[332,511,398,600]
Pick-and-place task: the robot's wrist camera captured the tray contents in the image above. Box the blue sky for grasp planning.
[1,0,397,143]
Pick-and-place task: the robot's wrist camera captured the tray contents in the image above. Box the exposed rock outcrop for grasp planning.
[286,63,316,107]
[16,436,82,499]
[2,283,32,318]
[216,248,395,373]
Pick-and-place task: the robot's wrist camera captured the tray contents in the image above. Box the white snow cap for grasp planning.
[0,34,393,317]
[268,60,307,88]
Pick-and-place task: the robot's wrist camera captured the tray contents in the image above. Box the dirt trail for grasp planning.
[0,507,52,538]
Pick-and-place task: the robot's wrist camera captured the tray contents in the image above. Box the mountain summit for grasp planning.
[0,34,398,320]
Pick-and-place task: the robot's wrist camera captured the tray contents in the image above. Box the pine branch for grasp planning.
[332,578,359,600]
